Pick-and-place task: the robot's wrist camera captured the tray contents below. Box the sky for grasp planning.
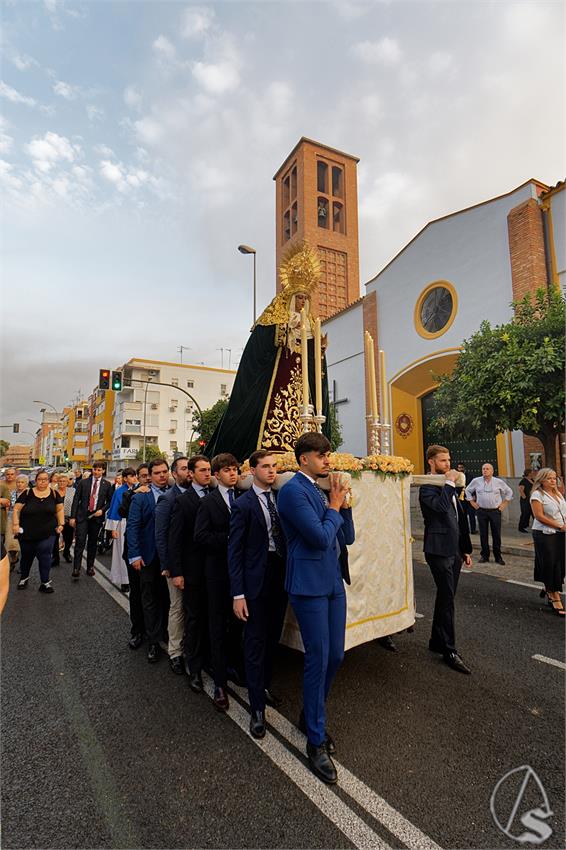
[1,0,564,443]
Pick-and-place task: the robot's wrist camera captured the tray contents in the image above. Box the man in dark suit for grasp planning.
[278,433,354,785]
[419,445,473,675]
[120,463,148,649]
[155,456,191,675]
[70,462,112,578]
[229,450,288,739]
[127,458,170,663]
[168,455,211,693]
[194,452,244,712]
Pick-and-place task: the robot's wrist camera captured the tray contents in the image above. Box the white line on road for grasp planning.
[91,556,441,850]
[532,654,566,671]
[506,580,543,590]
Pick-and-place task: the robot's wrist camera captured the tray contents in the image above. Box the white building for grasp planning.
[111,358,236,469]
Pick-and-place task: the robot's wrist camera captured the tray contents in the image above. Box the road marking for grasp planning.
[506,580,543,590]
[228,682,442,850]
[91,554,441,850]
[532,654,566,671]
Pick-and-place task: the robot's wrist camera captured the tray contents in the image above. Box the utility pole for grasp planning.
[177,345,191,364]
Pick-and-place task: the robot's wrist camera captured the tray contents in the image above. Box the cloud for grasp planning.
[0,80,37,107]
[0,117,13,154]
[26,131,80,172]
[94,143,115,157]
[359,171,424,222]
[53,79,79,99]
[0,159,23,190]
[152,34,177,62]
[7,50,39,71]
[181,6,215,38]
[351,37,402,66]
[99,159,124,186]
[427,51,454,76]
[86,104,104,122]
[192,60,240,94]
[124,85,142,110]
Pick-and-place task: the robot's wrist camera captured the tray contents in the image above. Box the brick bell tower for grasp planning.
[273,137,361,319]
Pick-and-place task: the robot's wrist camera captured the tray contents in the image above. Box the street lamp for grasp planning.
[238,244,257,324]
[33,400,59,417]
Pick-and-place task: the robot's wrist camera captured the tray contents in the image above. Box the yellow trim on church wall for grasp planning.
[496,433,510,476]
[414,280,459,340]
[389,347,462,384]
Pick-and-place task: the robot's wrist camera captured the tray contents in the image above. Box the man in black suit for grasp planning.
[229,450,287,739]
[70,462,113,578]
[419,445,473,675]
[168,455,211,694]
[194,452,244,712]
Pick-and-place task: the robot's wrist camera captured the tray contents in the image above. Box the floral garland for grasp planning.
[240,451,412,479]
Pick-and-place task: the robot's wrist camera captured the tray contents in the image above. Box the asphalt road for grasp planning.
[2,553,564,850]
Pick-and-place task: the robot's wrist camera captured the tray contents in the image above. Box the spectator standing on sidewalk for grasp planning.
[456,462,476,534]
[530,468,566,616]
[465,463,513,566]
[120,463,149,650]
[518,468,535,533]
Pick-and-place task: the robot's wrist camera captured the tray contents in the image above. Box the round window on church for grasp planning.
[414,281,458,339]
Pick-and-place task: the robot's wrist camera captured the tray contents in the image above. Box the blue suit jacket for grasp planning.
[278,473,354,597]
[155,484,185,570]
[127,489,160,566]
[228,488,287,600]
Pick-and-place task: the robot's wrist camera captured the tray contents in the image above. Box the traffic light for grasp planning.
[99,369,110,390]
[13,423,19,433]
[111,371,122,391]
[198,439,206,448]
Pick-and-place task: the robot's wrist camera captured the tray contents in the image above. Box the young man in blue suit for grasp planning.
[229,450,288,739]
[278,433,354,785]
[419,444,473,675]
[127,458,170,664]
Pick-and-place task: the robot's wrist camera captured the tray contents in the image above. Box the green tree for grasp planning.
[430,288,565,469]
[0,439,9,457]
[135,444,166,462]
[192,398,229,447]
[328,402,343,452]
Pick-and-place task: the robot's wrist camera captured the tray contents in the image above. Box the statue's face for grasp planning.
[294,293,307,312]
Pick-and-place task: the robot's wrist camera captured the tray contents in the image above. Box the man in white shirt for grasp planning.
[465,463,513,565]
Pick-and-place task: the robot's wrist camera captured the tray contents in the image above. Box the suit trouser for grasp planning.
[62,523,74,559]
[167,578,185,659]
[290,573,346,747]
[184,577,208,675]
[518,498,532,531]
[425,553,462,655]
[477,508,502,559]
[245,552,288,713]
[140,559,168,645]
[73,517,103,570]
[206,574,244,688]
[126,561,145,637]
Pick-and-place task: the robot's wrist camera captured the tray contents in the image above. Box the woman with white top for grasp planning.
[530,468,566,616]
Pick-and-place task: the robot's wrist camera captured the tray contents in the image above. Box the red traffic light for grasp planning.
[99,369,111,390]
[198,440,206,447]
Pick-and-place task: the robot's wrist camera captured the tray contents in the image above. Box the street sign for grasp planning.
[39,456,46,465]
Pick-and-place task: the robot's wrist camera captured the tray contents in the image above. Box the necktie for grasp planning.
[263,491,284,557]
[228,488,236,508]
[314,482,329,508]
[89,479,100,512]
[199,486,209,498]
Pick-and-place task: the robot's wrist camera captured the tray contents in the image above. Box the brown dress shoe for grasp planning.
[213,687,229,712]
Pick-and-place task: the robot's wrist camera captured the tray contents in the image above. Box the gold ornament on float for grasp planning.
[255,241,321,328]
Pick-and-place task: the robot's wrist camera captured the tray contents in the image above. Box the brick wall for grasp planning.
[507,198,548,301]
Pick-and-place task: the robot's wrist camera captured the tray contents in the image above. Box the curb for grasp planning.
[411,530,533,559]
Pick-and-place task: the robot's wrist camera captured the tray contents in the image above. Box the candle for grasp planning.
[379,349,388,423]
[301,308,309,413]
[365,331,378,419]
[314,317,322,416]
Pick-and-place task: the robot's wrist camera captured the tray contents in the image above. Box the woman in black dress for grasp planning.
[12,470,64,593]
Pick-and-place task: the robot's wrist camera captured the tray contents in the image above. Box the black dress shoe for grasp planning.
[428,639,445,654]
[298,711,335,754]
[213,687,229,712]
[377,635,398,652]
[249,710,266,739]
[128,634,144,650]
[444,652,471,674]
[478,557,489,563]
[71,568,80,579]
[120,584,130,593]
[495,557,506,565]
[264,688,282,708]
[306,742,337,784]
[86,566,95,577]
[188,672,204,693]
[147,643,160,663]
[169,656,185,675]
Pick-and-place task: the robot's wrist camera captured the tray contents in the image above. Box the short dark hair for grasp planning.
[148,458,169,474]
[249,449,275,468]
[211,453,239,474]
[93,462,106,471]
[35,468,49,480]
[294,433,331,464]
[188,455,210,472]
[122,466,137,478]
[171,456,188,474]
[426,445,449,461]
[523,468,532,477]
[136,463,149,474]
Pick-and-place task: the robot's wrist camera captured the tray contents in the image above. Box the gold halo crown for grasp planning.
[254,241,321,328]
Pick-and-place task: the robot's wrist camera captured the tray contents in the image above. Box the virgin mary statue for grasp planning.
[205,242,331,462]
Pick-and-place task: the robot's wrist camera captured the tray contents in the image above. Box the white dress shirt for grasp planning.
[465,476,513,508]
[252,484,276,552]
